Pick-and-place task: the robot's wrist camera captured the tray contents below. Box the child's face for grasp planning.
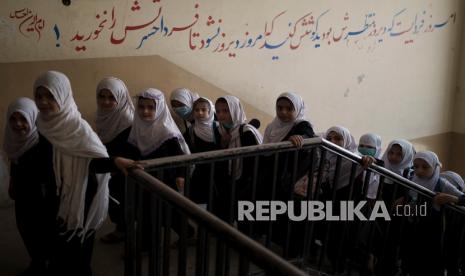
[276,98,296,123]
[137,98,156,121]
[327,131,344,147]
[215,101,232,125]
[97,89,117,111]
[387,144,403,165]
[9,112,30,136]
[193,102,210,120]
[34,86,60,119]
[413,158,434,179]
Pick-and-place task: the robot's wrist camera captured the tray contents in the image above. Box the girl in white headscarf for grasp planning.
[170,87,199,135]
[411,151,462,200]
[128,88,194,242]
[323,126,374,274]
[33,70,138,276]
[403,151,463,276]
[186,97,220,204]
[214,95,262,222]
[4,97,55,275]
[262,92,315,197]
[128,88,190,190]
[215,95,262,179]
[95,77,135,244]
[95,76,134,144]
[358,133,383,199]
[324,126,373,191]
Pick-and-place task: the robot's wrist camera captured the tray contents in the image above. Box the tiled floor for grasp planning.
[0,204,125,276]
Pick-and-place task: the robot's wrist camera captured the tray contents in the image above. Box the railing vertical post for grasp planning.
[135,183,143,276]
[266,153,280,248]
[178,166,190,276]
[302,148,317,265]
[125,176,136,276]
[149,194,161,276]
[319,154,342,271]
[283,150,300,259]
[195,227,208,276]
[335,162,357,274]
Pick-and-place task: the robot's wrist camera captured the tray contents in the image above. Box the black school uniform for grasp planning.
[36,136,119,276]
[213,125,262,224]
[104,126,132,232]
[127,137,191,243]
[10,134,57,272]
[185,124,220,204]
[258,121,315,255]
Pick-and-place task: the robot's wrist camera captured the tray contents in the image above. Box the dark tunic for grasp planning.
[185,126,220,204]
[10,134,57,269]
[213,125,262,223]
[127,137,191,241]
[36,136,118,276]
[258,121,315,201]
[104,126,132,231]
[127,137,186,186]
[256,121,315,255]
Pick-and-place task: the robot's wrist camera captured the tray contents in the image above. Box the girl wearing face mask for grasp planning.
[213,96,262,223]
[4,97,56,275]
[322,126,375,274]
[357,133,383,200]
[185,97,220,204]
[402,151,463,276]
[95,77,134,244]
[33,71,138,276]
[170,87,199,135]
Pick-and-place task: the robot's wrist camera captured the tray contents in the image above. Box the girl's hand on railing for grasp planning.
[433,193,458,205]
[114,157,145,176]
[360,155,376,169]
[288,135,304,148]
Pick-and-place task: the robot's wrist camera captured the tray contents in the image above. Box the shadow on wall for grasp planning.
[0,55,273,146]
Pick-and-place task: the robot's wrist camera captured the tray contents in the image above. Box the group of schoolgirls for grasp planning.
[4,70,465,276]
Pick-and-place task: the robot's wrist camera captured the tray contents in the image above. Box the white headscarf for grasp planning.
[441,171,465,192]
[170,88,199,120]
[325,126,360,190]
[263,92,308,143]
[325,126,358,152]
[34,70,110,240]
[412,151,441,192]
[128,88,190,157]
[3,97,39,163]
[381,139,415,176]
[95,77,134,143]
[217,95,263,179]
[192,97,215,143]
[358,133,382,199]
[358,133,382,158]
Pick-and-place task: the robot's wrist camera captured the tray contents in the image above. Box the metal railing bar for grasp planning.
[128,169,308,276]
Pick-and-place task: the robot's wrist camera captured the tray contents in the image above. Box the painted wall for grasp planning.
[1,0,464,146]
